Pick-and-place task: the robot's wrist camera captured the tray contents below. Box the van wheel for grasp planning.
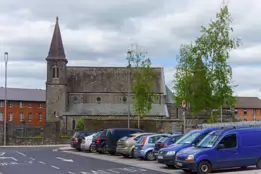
[197,161,212,174]
[145,151,155,161]
[256,158,261,169]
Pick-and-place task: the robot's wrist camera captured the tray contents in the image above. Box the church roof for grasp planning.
[62,103,168,116]
[165,85,175,104]
[46,17,67,61]
[0,87,45,102]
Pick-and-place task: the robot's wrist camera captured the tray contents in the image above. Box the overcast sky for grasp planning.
[0,0,260,97]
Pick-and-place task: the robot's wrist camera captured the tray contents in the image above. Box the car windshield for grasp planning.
[196,134,221,148]
[175,132,201,145]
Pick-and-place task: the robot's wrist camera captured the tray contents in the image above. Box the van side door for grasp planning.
[213,133,239,169]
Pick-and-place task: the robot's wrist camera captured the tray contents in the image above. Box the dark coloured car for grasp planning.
[70,131,92,151]
[153,134,183,158]
[96,128,144,155]
[89,131,103,152]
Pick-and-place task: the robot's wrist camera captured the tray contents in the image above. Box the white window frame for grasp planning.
[39,113,42,122]
[9,112,13,121]
[0,112,3,121]
[0,101,4,108]
[9,102,13,108]
[20,102,24,108]
[40,103,43,108]
[28,103,32,108]
[20,112,24,122]
[28,113,32,122]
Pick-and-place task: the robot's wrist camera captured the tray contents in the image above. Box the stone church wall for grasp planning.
[66,67,164,93]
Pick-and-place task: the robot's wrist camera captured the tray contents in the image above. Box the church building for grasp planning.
[45,17,177,132]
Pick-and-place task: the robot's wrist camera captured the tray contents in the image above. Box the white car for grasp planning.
[81,133,96,152]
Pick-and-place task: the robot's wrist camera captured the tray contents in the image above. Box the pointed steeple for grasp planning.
[46,17,67,62]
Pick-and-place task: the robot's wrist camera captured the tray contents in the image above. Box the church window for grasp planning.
[97,97,101,102]
[74,97,78,103]
[52,65,59,78]
[123,96,127,102]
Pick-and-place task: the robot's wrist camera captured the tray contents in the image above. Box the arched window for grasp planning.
[52,65,59,78]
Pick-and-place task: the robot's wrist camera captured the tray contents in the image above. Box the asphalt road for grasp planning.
[0,147,166,174]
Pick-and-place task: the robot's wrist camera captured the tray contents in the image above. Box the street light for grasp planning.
[4,52,8,146]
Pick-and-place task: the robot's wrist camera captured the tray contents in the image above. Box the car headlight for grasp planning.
[166,151,175,155]
[186,154,194,160]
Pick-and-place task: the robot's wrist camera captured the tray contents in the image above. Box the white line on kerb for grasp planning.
[51,165,60,169]
[16,151,26,156]
[68,171,76,174]
[39,161,46,164]
[30,158,35,161]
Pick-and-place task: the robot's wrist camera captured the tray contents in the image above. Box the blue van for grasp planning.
[157,128,218,168]
[175,128,261,174]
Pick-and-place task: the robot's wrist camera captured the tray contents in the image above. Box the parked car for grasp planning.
[81,132,98,152]
[70,131,92,151]
[89,131,103,153]
[96,128,144,155]
[176,127,261,174]
[157,128,219,168]
[133,134,170,161]
[116,132,155,158]
[153,134,183,159]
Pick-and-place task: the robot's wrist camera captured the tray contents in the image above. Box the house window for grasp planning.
[0,101,4,108]
[28,113,32,122]
[234,110,238,114]
[52,66,59,78]
[244,109,247,115]
[20,102,24,108]
[40,103,43,108]
[20,112,24,122]
[73,97,78,103]
[0,112,3,121]
[28,103,32,108]
[39,113,42,122]
[9,102,13,108]
[9,112,13,121]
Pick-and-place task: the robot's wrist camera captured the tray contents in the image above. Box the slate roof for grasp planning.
[63,103,167,116]
[235,97,261,109]
[165,85,175,104]
[0,87,45,102]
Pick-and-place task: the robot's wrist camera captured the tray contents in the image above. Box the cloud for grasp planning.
[0,0,260,98]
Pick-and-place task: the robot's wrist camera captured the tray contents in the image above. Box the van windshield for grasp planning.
[175,132,201,145]
[196,134,220,148]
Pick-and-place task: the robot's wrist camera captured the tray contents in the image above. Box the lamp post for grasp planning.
[127,50,131,128]
[4,52,8,146]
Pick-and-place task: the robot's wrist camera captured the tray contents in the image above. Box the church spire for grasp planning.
[47,16,66,60]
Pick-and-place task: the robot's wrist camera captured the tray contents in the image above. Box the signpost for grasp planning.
[182,100,186,134]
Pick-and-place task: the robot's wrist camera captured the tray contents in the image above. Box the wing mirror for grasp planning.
[217,144,225,150]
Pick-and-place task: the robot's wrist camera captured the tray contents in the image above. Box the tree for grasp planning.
[174,3,240,117]
[127,44,157,128]
[194,3,240,112]
[76,120,84,131]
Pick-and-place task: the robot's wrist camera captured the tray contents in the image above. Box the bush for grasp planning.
[16,136,44,140]
[60,136,72,139]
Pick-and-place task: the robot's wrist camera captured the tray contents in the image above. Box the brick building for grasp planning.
[0,87,46,127]
[231,97,261,121]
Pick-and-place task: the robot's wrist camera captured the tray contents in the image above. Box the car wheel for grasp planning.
[197,161,212,174]
[131,149,135,158]
[76,148,81,151]
[102,145,108,154]
[256,158,261,169]
[90,145,96,153]
[145,151,155,161]
[123,154,129,158]
[166,165,174,168]
[109,151,116,155]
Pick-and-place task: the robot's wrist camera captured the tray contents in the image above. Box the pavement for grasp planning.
[0,146,166,174]
[1,146,261,174]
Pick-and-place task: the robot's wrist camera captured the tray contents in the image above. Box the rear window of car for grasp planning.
[136,136,146,143]
[156,137,168,143]
[112,129,142,139]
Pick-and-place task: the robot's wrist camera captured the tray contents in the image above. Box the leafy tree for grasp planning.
[127,44,156,128]
[76,120,84,131]
[174,3,240,116]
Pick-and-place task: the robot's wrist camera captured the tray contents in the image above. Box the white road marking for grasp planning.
[16,151,26,156]
[0,157,18,161]
[30,158,35,161]
[0,152,5,156]
[51,165,60,169]
[56,157,74,162]
[68,171,76,174]
[39,161,46,164]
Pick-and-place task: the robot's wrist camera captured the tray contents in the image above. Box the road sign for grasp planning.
[238,115,240,121]
[182,100,186,108]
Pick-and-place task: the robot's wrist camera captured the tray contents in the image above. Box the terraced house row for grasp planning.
[0,87,46,127]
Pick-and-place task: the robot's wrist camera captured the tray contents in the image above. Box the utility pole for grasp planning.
[4,52,8,146]
[127,50,131,128]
